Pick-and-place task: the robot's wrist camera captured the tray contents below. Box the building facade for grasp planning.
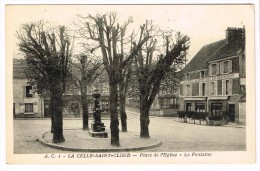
[13,59,44,118]
[13,59,109,118]
[179,27,246,124]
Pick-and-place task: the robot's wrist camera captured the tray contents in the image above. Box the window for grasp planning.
[226,80,229,95]
[211,82,215,95]
[202,83,206,96]
[200,71,205,78]
[25,86,33,97]
[221,60,232,74]
[25,103,33,113]
[195,103,205,112]
[223,61,229,73]
[211,103,223,117]
[211,64,216,75]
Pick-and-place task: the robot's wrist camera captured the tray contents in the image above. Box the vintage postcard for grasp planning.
[5,3,256,165]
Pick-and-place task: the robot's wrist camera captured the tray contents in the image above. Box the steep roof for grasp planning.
[182,39,226,73]
[208,37,244,62]
[13,59,27,79]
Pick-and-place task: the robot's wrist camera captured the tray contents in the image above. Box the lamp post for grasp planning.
[89,79,108,138]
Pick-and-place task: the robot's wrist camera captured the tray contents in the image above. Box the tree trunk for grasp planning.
[50,96,54,133]
[119,85,127,132]
[50,90,65,143]
[81,91,89,130]
[109,82,120,146]
[140,107,150,138]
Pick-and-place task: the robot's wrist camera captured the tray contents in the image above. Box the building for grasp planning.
[179,27,246,124]
[13,59,44,118]
[13,58,109,118]
[126,71,181,117]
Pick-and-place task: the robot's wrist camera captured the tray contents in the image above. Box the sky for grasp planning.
[6,4,254,62]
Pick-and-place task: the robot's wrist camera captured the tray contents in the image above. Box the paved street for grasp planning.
[13,112,246,154]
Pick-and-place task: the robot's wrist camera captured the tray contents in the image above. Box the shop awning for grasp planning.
[208,96,229,100]
[184,97,206,101]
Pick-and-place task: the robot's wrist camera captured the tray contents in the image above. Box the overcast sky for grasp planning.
[6,4,254,62]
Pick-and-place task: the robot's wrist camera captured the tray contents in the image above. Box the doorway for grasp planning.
[229,104,235,122]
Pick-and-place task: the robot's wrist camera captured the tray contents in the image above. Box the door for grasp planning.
[229,104,235,122]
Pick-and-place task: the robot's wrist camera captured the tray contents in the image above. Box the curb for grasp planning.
[37,130,162,152]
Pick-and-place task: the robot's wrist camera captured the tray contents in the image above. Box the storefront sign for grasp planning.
[180,73,239,84]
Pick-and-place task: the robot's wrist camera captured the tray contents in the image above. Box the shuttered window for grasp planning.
[217,80,222,95]
[224,61,229,73]
[225,79,233,95]
[232,78,240,94]
[211,82,215,95]
[220,60,233,74]
[200,83,206,96]
[222,80,226,95]
[228,60,232,73]
[220,62,224,74]
[226,80,229,95]
[202,83,206,96]
[211,64,216,75]
[25,103,33,113]
[216,63,220,75]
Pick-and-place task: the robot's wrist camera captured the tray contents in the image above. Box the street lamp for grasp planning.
[89,79,108,138]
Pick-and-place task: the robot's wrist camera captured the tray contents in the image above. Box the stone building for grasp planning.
[179,27,246,124]
[13,59,44,118]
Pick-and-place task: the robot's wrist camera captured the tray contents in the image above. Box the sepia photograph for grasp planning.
[3,2,257,166]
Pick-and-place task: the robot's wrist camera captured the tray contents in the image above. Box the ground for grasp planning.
[13,111,246,154]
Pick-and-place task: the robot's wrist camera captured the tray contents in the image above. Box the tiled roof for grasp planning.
[182,39,226,73]
[13,59,27,79]
[208,37,244,62]
[182,35,244,73]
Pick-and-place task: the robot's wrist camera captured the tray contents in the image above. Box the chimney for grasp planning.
[225,27,245,43]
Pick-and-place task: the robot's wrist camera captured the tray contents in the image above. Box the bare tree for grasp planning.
[76,12,151,146]
[135,31,190,138]
[17,21,72,143]
[70,54,103,130]
[118,63,132,132]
